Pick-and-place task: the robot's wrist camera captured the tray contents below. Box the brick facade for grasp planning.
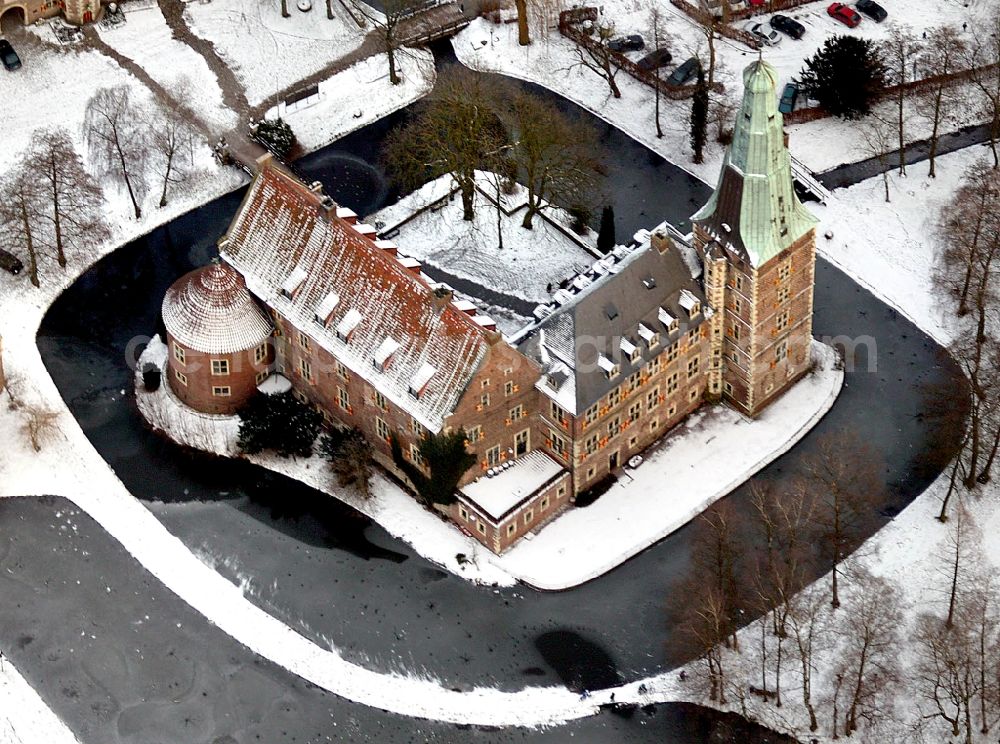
[165,333,271,415]
[0,0,100,27]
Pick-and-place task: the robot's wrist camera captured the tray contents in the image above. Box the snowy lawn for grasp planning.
[0,656,80,744]
[264,48,436,152]
[96,3,237,133]
[184,0,366,106]
[456,0,995,179]
[0,41,134,173]
[370,172,600,304]
[812,142,992,345]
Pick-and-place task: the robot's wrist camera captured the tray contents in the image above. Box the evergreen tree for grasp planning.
[799,36,888,120]
[237,392,322,458]
[596,205,616,253]
[254,118,296,159]
[690,66,709,165]
[320,427,374,500]
[391,430,476,507]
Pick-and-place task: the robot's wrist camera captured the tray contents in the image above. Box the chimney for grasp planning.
[651,228,673,255]
[431,286,454,310]
[255,152,273,171]
[336,207,358,225]
[319,195,336,216]
[309,181,324,194]
[374,239,398,256]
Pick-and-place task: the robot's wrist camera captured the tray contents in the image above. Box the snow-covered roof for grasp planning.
[162,262,272,354]
[219,167,490,433]
[257,373,293,395]
[315,291,340,323]
[373,337,400,368]
[460,450,565,521]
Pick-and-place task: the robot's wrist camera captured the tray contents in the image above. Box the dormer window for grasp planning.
[638,323,659,350]
[280,267,307,300]
[373,337,400,372]
[597,355,619,379]
[336,308,363,342]
[679,290,701,319]
[658,306,675,329]
[314,292,340,326]
[620,337,640,363]
[410,363,436,399]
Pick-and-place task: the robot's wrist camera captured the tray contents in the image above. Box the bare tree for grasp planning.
[503,88,604,229]
[28,128,108,267]
[0,165,44,288]
[861,112,896,202]
[350,0,421,86]
[884,24,921,175]
[801,431,883,608]
[566,23,622,99]
[514,0,529,46]
[152,106,196,208]
[677,585,732,703]
[384,68,508,221]
[965,8,1000,167]
[788,584,828,731]
[916,25,965,178]
[21,404,61,452]
[838,569,902,736]
[690,501,746,650]
[649,8,669,139]
[84,86,148,219]
[936,499,981,628]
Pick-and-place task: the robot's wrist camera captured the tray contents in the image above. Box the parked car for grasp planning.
[856,0,887,22]
[637,47,672,72]
[770,14,805,39]
[743,21,782,46]
[778,82,799,114]
[827,2,861,27]
[0,249,24,275]
[666,56,700,86]
[607,35,644,53]
[0,39,21,71]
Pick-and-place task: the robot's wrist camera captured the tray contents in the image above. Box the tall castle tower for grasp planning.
[692,60,818,417]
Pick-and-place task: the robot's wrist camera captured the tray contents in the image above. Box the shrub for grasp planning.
[254,118,296,158]
[237,391,322,458]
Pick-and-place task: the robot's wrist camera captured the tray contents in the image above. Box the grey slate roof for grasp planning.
[519,237,708,415]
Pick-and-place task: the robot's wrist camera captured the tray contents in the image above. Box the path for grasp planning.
[81,26,212,138]
[818,121,996,189]
[156,0,250,118]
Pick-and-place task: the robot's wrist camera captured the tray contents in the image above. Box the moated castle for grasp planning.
[158,60,818,554]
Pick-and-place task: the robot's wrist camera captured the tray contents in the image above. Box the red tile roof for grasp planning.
[220,166,491,432]
[162,262,273,354]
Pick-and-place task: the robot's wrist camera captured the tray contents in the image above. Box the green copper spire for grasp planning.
[692,60,817,268]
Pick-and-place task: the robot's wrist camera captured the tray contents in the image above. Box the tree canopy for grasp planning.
[799,36,888,120]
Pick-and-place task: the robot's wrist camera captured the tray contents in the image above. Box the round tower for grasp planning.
[162,261,273,415]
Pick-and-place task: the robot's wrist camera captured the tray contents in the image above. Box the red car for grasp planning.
[827,2,861,27]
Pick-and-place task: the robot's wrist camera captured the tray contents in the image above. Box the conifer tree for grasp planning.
[596,205,616,253]
[391,430,476,506]
[799,36,888,120]
[690,66,709,165]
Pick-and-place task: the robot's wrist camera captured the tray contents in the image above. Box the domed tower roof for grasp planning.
[162,261,272,354]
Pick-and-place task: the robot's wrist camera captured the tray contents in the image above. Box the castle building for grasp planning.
[159,59,818,554]
[692,60,818,416]
[0,0,102,29]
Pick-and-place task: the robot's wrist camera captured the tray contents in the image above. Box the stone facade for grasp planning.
[0,0,101,28]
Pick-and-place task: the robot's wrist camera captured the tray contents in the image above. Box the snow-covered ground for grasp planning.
[184,0,366,106]
[0,42,134,173]
[0,657,80,744]
[456,0,995,178]
[96,3,237,133]
[264,48,436,151]
[370,172,600,304]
